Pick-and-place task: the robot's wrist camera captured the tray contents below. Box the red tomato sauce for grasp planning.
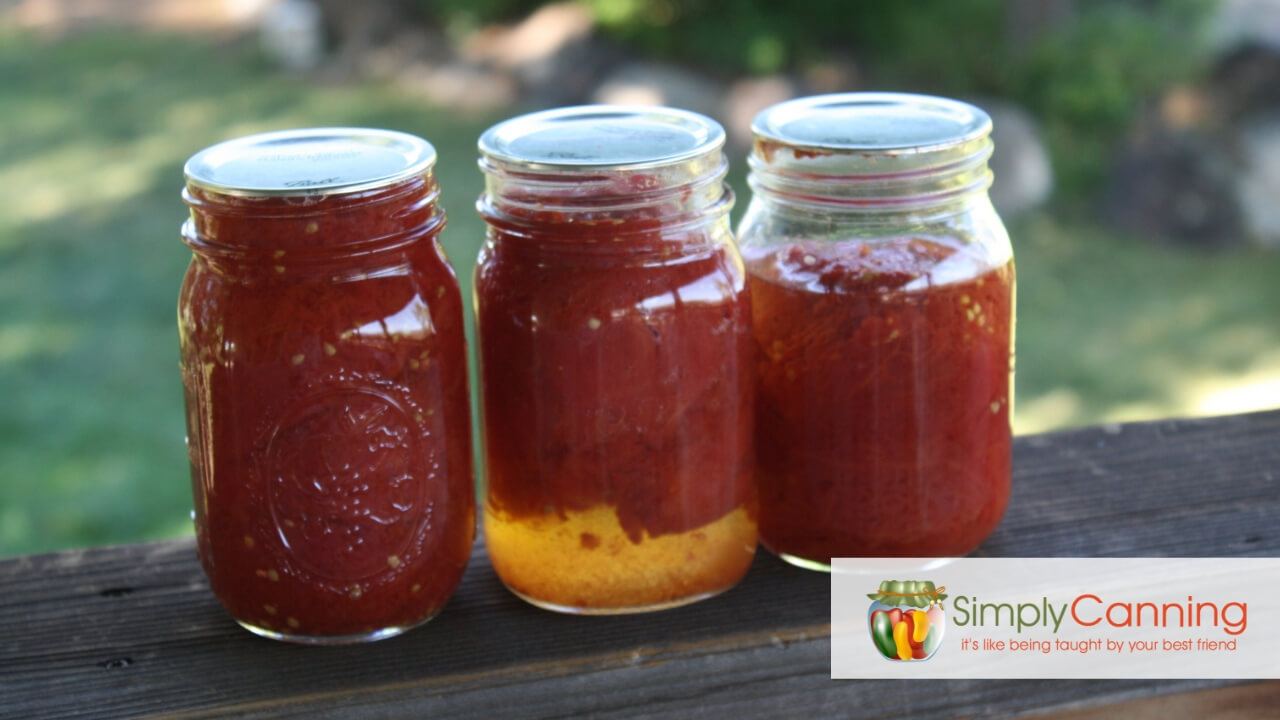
[179,178,474,639]
[745,236,1013,561]
[476,185,757,610]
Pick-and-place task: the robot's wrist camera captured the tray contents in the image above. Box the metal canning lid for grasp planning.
[752,93,991,155]
[184,127,437,197]
[478,105,726,172]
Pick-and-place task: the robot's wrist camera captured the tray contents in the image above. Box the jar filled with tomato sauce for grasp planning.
[475,106,757,613]
[737,94,1015,570]
[179,128,475,643]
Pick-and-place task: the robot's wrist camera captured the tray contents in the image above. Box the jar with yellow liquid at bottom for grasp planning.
[475,106,758,613]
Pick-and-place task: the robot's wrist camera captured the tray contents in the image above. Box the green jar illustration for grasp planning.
[867,580,946,661]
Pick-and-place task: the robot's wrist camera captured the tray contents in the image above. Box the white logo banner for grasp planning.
[831,558,1280,679]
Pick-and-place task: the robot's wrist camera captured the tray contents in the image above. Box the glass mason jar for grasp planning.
[178,128,475,643]
[737,94,1015,570]
[475,106,757,613]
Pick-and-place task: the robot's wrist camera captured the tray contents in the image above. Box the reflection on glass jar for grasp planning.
[475,106,757,613]
[178,128,475,643]
[737,94,1015,570]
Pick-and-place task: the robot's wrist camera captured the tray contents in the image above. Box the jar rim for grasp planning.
[751,93,991,156]
[478,105,726,173]
[184,127,438,198]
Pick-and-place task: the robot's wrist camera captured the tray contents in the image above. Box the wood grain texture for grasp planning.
[2,410,1278,719]
[1032,681,1280,720]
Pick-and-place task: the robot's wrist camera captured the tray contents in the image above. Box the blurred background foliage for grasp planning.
[428,0,1214,195]
[2,0,1279,557]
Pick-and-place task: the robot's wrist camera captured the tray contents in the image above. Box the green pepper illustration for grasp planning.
[922,624,941,655]
[870,610,898,659]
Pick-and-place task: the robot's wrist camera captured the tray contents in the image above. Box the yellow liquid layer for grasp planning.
[485,504,757,612]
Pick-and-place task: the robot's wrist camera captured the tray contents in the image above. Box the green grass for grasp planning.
[3,29,1279,557]
[0,29,500,556]
[1010,213,1280,432]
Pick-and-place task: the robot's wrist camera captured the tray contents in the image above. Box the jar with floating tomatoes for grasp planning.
[737,94,1015,569]
[178,128,475,643]
[475,106,757,613]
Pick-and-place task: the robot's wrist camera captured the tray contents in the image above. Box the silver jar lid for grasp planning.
[478,105,726,172]
[184,127,437,197]
[752,93,991,156]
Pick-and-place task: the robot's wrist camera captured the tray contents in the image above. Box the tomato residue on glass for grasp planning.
[476,171,757,611]
[745,236,1013,561]
[179,177,474,639]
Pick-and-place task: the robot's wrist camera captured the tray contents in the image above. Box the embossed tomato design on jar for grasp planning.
[178,129,475,644]
[266,388,428,581]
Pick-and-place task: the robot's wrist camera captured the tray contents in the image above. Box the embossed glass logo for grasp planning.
[265,388,426,580]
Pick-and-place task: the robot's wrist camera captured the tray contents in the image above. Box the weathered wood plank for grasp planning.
[1,410,1278,719]
[1033,680,1280,720]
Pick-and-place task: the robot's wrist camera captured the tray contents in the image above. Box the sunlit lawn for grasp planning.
[1013,214,1280,432]
[2,28,1279,557]
[0,29,499,556]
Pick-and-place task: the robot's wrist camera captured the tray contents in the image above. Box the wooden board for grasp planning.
[2,410,1279,719]
[1034,681,1280,720]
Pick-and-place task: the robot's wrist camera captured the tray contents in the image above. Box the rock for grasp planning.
[1207,44,1280,122]
[396,61,517,114]
[1234,112,1280,247]
[1211,0,1280,54]
[225,0,275,25]
[463,2,594,70]
[1104,127,1241,247]
[312,0,413,77]
[1102,42,1280,248]
[720,75,797,149]
[260,0,324,71]
[359,25,453,80]
[518,36,621,106]
[463,2,609,106]
[591,61,724,120]
[981,100,1053,217]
